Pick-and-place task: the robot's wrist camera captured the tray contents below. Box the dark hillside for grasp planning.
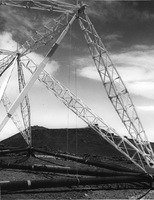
[0,126,123,157]
[1,126,154,158]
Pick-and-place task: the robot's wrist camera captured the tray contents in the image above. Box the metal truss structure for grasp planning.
[0,0,154,173]
[17,55,31,146]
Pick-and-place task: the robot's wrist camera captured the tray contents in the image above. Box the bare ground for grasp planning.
[0,155,153,200]
[1,127,154,199]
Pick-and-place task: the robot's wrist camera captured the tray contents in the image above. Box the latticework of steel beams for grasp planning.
[78,12,154,168]
[17,55,31,146]
[0,12,77,144]
[2,93,31,145]
[0,55,16,77]
[20,55,146,172]
[0,1,154,172]
[19,13,72,55]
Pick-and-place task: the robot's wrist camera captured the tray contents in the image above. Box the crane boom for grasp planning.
[78,11,154,168]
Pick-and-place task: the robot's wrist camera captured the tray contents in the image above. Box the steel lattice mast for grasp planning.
[0,52,31,145]
[78,9,154,167]
[0,0,154,171]
[0,53,31,145]
[17,55,31,146]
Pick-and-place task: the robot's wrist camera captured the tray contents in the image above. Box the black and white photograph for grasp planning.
[0,0,154,199]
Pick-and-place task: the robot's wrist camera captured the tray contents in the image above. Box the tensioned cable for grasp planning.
[66,20,72,168]
[137,189,151,199]
[68,21,79,178]
[74,30,79,178]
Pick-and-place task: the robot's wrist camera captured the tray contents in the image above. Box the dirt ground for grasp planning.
[1,127,154,199]
[1,188,151,200]
[0,155,153,200]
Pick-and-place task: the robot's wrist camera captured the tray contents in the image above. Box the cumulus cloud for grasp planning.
[111,48,154,81]
[0,7,33,41]
[137,105,154,112]
[0,32,17,51]
[103,33,123,49]
[27,52,59,75]
[85,0,154,22]
[74,45,154,100]
[0,29,60,140]
[77,65,100,80]
[0,31,59,72]
[128,82,154,100]
[0,6,54,45]
[0,32,59,95]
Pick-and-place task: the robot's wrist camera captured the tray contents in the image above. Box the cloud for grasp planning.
[0,32,17,51]
[77,65,100,80]
[74,45,154,100]
[0,31,59,73]
[84,1,154,23]
[128,81,154,100]
[0,32,59,96]
[137,105,154,112]
[72,56,99,80]
[0,7,33,40]
[104,34,122,41]
[103,33,123,49]
[27,52,59,75]
[0,30,60,140]
[0,6,54,45]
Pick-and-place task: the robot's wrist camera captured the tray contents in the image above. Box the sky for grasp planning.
[0,0,154,142]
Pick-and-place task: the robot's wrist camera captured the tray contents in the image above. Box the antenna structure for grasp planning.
[0,0,154,173]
